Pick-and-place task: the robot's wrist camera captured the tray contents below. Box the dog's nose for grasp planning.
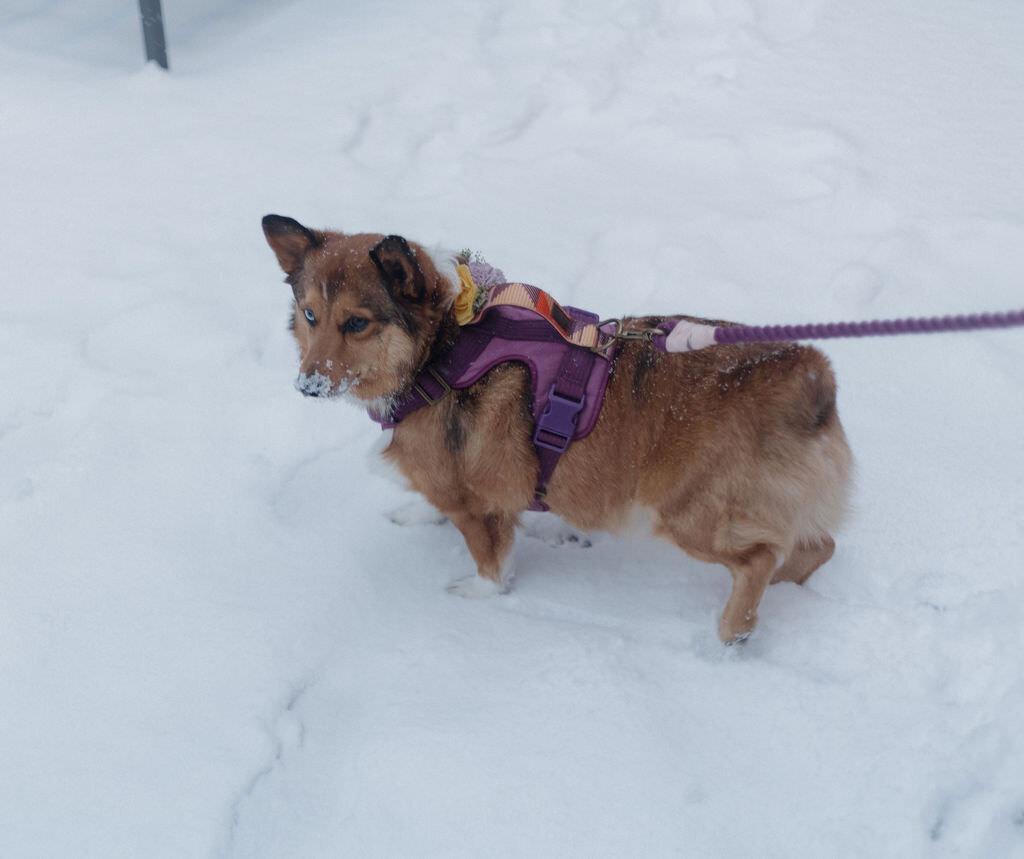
[295,371,332,397]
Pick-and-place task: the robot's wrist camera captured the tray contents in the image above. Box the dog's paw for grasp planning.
[718,620,754,646]
[519,514,592,548]
[387,499,447,527]
[724,631,752,647]
[445,575,509,599]
[545,530,592,548]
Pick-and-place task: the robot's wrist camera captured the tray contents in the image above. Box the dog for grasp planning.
[262,214,853,642]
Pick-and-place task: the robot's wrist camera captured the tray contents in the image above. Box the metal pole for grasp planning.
[139,0,169,70]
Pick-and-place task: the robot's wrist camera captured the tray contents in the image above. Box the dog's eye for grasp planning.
[343,317,369,334]
[303,308,317,326]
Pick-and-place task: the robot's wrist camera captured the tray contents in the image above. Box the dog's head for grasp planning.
[262,215,457,407]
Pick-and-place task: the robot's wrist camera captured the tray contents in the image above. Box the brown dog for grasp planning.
[263,214,853,642]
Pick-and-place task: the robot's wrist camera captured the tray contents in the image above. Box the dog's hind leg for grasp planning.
[445,510,517,598]
[771,536,835,585]
[718,545,779,644]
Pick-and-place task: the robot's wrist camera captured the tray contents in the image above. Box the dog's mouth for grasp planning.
[294,371,357,399]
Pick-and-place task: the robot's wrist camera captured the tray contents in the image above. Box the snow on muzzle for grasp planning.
[294,371,334,398]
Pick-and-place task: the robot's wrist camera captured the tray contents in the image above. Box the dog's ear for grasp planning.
[369,235,427,303]
[262,214,320,277]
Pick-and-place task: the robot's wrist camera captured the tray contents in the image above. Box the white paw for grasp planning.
[724,631,752,647]
[387,499,447,527]
[445,575,509,599]
[519,513,592,548]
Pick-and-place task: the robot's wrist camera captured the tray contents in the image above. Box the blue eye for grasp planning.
[344,317,369,334]
[304,309,317,325]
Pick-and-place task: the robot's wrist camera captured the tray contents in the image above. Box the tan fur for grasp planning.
[263,216,853,642]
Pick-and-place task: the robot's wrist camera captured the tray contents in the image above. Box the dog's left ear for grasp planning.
[370,235,427,303]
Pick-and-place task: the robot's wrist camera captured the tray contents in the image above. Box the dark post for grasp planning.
[139,0,169,70]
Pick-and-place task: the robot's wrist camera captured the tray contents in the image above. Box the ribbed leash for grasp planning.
[632,308,1024,353]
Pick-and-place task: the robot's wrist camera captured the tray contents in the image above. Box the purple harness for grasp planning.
[369,294,616,511]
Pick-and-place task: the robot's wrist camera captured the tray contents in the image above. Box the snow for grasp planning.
[2,1,1024,856]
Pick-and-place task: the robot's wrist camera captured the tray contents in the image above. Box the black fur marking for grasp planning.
[455,384,483,405]
[445,381,488,454]
[631,344,662,398]
[721,358,756,388]
[812,391,836,429]
[717,345,800,393]
[419,316,463,378]
[396,304,422,337]
[628,317,667,397]
[444,403,467,454]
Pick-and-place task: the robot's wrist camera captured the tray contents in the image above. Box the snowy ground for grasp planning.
[2,1,1024,856]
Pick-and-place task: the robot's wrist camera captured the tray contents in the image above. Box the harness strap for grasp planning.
[376,326,492,427]
[471,282,605,348]
[530,343,595,511]
[378,304,609,427]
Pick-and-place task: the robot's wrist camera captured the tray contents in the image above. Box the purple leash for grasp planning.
[659,309,1024,352]
[715,309,1024,345]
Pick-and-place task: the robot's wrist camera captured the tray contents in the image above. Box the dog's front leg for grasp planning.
[445,510,516,598]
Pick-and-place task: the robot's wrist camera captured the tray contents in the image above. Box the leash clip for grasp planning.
[591,318,664,354]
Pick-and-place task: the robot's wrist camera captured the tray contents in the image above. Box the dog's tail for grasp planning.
[788,349,840,436]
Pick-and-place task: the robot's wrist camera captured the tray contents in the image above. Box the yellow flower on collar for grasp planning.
[453,263,480,325]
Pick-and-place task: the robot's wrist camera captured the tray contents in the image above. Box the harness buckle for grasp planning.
[413,367,451,405]
[533,385,585,453]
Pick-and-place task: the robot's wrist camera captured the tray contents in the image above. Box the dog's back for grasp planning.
[555,321,849,537]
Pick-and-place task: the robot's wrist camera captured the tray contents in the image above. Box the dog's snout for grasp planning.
[295,371,332,398]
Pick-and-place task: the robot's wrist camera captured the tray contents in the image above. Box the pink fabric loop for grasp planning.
[664,319,718,352]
